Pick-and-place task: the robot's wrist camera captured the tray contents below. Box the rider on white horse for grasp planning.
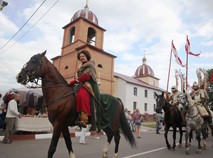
[190,81,212,125]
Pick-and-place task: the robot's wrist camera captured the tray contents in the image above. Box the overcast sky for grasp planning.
[0,0,213,94]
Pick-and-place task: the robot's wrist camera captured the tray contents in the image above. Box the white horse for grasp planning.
[178,93,213,154]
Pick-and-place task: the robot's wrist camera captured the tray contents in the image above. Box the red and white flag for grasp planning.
[171,40,186,67]
[185,35,201,56]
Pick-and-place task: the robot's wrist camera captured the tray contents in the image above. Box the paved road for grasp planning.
[0,130,213,158]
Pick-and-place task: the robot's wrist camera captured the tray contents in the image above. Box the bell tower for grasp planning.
[52,2,116,95]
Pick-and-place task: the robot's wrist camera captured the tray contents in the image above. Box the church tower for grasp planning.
[134,55,160,87]
[52,1,116,95]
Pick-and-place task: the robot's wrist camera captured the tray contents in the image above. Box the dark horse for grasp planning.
[155,92,183,150]
[16,51,136,158]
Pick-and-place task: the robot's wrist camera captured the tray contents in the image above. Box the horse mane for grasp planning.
[185,93,194,106]
[44,56,68,84]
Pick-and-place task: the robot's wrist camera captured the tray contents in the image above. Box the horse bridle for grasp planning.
[21,55,44,85]
[178,94,200,118]
[21,55,68,88]
[156,96,175,114]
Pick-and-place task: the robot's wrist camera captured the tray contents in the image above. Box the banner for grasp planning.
[171,41,186,67]
[185,36,201,56]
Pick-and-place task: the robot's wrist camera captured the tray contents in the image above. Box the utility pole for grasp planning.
[0,0,8,11]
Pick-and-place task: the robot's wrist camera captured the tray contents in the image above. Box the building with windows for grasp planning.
[114,56,165,114]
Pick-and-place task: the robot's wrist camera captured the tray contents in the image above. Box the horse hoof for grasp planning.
[70,152,76,158]
[170,148,175,151]
[113,153,118,158]
[103,151,108,158]
[167,145,171,150]
[185,150,190,155]
[201,145,206,150]
[196,149,202,154]
[178,144,182,148]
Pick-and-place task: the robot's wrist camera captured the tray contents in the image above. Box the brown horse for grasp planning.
[16,51,136,158]
[155,92,183,150]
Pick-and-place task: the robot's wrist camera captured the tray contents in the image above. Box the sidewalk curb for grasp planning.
[0,128,156,141]
[0,131,104,141]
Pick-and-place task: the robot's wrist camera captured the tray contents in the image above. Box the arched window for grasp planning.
[87,27,96,46]
[68,27,75,44]
[97,64,103,68]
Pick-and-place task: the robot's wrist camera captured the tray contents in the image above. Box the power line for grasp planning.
[0,57,17,74]
[0,0,60,54]
[0,0,47,52]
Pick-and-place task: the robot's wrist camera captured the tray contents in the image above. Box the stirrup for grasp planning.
[75,121,87,128]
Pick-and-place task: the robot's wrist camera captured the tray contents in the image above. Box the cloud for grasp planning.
[0,0,213,92]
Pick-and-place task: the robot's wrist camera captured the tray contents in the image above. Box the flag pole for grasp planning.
[186,35,189,91]
[166,41,173,100]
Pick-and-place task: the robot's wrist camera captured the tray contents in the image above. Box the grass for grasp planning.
[142,123,156,128]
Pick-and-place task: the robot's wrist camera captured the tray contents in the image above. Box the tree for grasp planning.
[207,69,213,111]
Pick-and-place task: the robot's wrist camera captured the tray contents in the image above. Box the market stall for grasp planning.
[16,115,52,132]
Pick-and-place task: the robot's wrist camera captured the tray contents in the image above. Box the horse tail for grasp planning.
[118,98,137,148]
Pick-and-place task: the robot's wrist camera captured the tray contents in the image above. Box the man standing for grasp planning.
[3,93,22,144]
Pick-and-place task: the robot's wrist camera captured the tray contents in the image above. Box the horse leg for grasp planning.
[103,127,114,158]
[178,126,183,148]
[164,125,171,150]
[171,126,177,150]
[62,127,76,158]
[48,126,61,158]
[188,129,193,146]
[113,132,120,158]
[185,127,190,155]
[196,130,202,154]
[201,127,207,150]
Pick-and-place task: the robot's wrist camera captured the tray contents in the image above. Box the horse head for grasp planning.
[178,92,194,111]
[16,51,46,85]
[178,93,187,106]
[155,92,166,113]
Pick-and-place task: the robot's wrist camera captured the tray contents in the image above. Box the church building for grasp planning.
[114,56,165,114]
[52,2,165,114]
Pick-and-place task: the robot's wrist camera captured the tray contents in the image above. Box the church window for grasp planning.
[145,90,148,98]
[87,27,96,46]
[153,80,155,86]
[144,103,147,112]
[133,102,137,110]
[68,27,75,44]
[98,64,103,68]
[134,87,137,96]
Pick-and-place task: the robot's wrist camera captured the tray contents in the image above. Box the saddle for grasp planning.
[196,103,209,118]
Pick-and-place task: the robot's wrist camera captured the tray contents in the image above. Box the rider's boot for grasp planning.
[75,111,87,128]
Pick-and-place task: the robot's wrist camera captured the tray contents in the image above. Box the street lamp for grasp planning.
[0,0,8,11]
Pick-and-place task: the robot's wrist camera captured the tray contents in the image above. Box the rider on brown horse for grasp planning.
[69,50,120,132]
[69,50,97,131]
[168,85,185,125]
